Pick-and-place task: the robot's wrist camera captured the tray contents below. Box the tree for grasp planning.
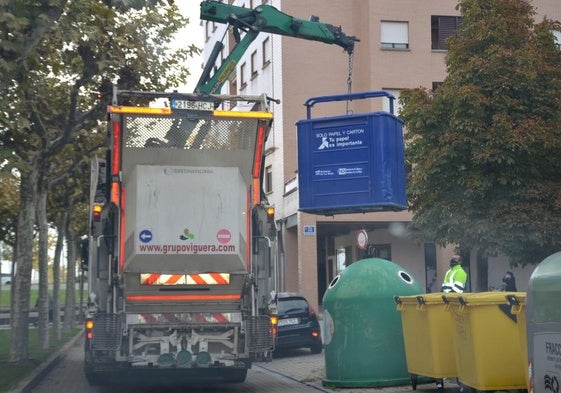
[1,0,198,362]
[0,171,18,303]
[0,0,69,88]
[399,0,561,276]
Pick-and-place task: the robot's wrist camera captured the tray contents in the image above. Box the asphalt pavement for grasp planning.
[8,330,460,393]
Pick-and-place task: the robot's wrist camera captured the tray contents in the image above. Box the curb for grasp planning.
[7,330,84,393]
[254,363,336,393]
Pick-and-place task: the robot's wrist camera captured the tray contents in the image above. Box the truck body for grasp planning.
[84,92,277,385]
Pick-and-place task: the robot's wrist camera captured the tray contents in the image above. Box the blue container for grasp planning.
[296,91,406,215]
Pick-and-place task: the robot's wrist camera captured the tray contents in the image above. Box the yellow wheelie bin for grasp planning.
[444,292,527,391]
[507,292,529,392]
[395,293,457,392]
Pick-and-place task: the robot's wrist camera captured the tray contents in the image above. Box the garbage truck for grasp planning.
[83,91,279,385]
[83,0,357,385]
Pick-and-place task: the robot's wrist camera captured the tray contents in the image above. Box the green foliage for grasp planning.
[400,0,561,267]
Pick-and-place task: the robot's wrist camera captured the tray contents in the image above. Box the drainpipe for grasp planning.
[278,219,286,292]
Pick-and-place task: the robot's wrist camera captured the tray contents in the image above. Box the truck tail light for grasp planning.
[92,204,102,221]
[270,315,278,336]
[85,318,94,340]
[266,206,275,222]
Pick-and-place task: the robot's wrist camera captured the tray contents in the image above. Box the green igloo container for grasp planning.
[322,258,424,388]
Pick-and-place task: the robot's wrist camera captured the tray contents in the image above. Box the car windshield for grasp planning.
[278,298,308,314]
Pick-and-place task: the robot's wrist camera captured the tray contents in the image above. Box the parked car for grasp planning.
[274,292,322,354]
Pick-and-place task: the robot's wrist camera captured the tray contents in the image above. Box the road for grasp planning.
[27,335,329,393]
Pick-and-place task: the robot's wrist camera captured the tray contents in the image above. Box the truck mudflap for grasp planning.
[85,313,273,374]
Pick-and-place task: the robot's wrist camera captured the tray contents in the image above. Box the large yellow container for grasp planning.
[395,293,457,380]
[445,292,527,391]
[507,293,529,392]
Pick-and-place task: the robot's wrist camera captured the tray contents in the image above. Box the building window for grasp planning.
[240,62,247,89]
[262,36,271,67]
[432,82,443,92]
[250,50,258,78]
[265,165,273,194]
[553,30,561,50]
[431,15,462,50]
[380,21,409,49]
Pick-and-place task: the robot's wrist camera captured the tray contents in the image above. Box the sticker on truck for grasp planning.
[129,165,245,256]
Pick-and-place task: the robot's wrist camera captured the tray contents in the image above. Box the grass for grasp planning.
[0,288,85,392]
[0,288,87,308]
[0,326,82,393]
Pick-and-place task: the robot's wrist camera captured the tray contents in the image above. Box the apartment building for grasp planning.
[201,0,560,311]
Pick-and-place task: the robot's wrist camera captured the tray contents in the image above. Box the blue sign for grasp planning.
[139,230,153,243]
[303,225,316,236]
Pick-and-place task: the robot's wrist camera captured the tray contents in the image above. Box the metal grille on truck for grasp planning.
[246,316,274,352]
[124,115,257,150]
[91,313,121,350]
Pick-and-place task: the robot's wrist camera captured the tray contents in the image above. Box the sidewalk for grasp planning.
[7,330,85,393]
[256,349,461,393]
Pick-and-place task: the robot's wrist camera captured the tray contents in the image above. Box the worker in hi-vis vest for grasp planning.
[441,255,467,293]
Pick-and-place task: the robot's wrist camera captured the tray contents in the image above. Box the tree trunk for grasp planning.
[476,250,489,292]
[10,171,38,362]
[63,216,76,333]
[52,212,67,341]
[37,183,49,349]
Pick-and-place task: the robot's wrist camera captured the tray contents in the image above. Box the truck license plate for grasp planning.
[171,99,214,112]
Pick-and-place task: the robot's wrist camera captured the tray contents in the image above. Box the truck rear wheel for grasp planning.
[85,370,104,386]
[228,369,248,383]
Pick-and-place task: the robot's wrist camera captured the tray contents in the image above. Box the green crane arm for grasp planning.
[195,1,359,94]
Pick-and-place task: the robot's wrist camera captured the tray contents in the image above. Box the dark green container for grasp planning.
[527,252,561,393]
[322,258,424,388]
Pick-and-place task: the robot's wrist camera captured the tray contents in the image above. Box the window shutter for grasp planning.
[381,21,409,48]
[437,16,462,50]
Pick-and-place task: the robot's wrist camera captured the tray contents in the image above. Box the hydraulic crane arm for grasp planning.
[195,1,360,94]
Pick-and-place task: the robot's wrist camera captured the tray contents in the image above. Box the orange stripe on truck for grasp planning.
[140,273,230,285]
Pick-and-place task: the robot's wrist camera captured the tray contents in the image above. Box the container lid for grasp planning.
[445,291,526,306]
[395,292,444,306]
[529,251,561,291]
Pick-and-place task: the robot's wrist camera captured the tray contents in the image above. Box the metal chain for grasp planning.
[346,51,354,115]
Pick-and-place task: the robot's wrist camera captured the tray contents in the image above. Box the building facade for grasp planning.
[201,0,560,311]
